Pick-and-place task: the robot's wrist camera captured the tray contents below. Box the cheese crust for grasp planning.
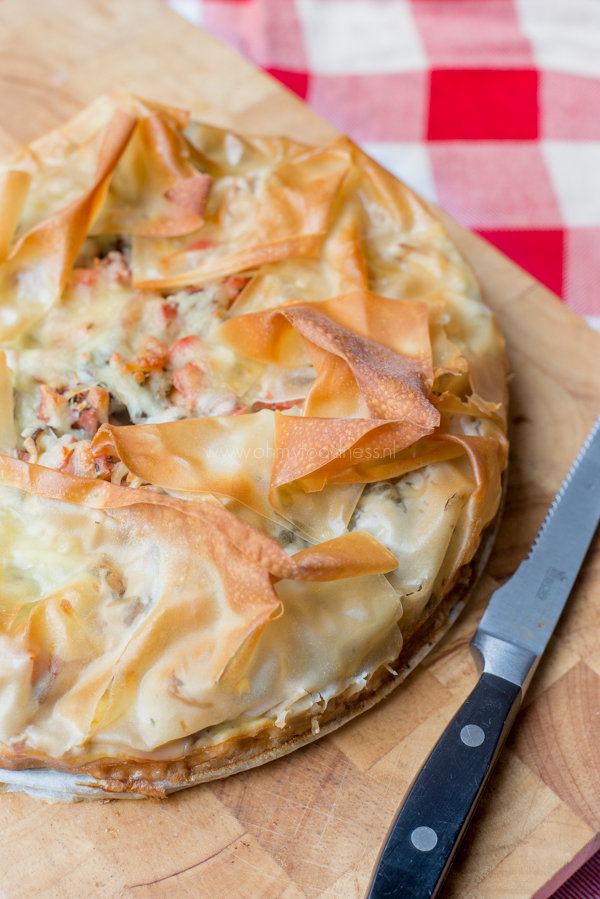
[0,95,508,798]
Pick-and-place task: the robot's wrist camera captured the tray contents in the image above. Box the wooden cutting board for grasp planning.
[1,2,600,897]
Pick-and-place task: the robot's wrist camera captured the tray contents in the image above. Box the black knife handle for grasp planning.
[366,673,522,899]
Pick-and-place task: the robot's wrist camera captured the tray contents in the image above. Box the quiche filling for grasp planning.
[10,242,258,471]
[0,94,508,795]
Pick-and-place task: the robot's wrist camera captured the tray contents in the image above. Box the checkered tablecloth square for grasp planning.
[165,2,600,895]
[167,0,600,334]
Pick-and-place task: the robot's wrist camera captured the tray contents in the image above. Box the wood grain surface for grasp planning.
[1,2,600,897]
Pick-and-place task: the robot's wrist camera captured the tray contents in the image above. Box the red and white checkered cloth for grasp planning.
[167,0,600,335]
[166,2,600,896]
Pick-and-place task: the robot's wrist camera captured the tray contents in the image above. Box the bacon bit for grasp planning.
[215,275,251,310]
[187,238,216,252]
[172,362,205,404]
[36,383,109,436]
[161,302,178,325]
[72,408,100,434]
[251,398,304,412]
[17,450,31,462]
[168,339,211,407]
[71,386,110,436]
[71,267,101,290]
[86,386,110,416]
[167,335,207,370]
[60,440,96,478]
[94,454,117,480]
[121,335,168,375]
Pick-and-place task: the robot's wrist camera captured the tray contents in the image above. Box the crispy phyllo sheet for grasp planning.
[131,138,353,288]
[0,458,399,757]
[91,113,213,238]
[0,108,136,340]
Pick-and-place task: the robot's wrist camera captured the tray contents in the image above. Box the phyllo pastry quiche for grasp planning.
[0,95,508,799]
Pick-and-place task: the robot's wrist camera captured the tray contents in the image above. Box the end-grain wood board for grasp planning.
[1,2,600,897]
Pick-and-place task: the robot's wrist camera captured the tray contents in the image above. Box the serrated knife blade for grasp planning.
[367,415,600,899]
[475,415,600,667]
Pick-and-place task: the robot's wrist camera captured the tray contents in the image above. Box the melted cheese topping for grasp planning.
[7,249,259,440]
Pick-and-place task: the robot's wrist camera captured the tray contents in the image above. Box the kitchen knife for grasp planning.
[367,415,600,899]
